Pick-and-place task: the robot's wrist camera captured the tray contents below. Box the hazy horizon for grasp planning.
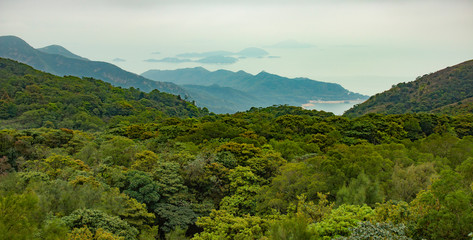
[1,0,473,95]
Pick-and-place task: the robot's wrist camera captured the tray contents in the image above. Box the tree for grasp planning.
[192,209,268,240]
[62,209,139,240]
[0,192,38,240]
[307,204,374,239]
[122,170,160,211]
[99,136,142,167]
[336,172,384,206]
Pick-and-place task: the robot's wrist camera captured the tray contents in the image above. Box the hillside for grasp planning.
[0,35,187,96]
[0,58,207,130]
[142,67,368,113]
[345,59,473,117]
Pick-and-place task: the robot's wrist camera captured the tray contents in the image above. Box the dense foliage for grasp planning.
[0,58,208,130]
[1,103,473,239]
[345,59,473,117]
[1,59,473,239]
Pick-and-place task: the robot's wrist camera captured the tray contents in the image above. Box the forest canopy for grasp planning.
[1,58,473,239]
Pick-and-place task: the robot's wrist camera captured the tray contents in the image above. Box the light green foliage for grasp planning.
[308,204,374,239]
[68,226,125,240]
[373,201,411,225]
[131,150,160,172]
[192,209,268,240]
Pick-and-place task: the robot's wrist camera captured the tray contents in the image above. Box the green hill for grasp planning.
[0,58,207,130]
[345,59,473,117]
[0,35,187,96]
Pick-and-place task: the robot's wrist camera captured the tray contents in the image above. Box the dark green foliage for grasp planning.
[122,170,160,211]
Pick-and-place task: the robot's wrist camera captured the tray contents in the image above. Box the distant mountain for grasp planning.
[0,58,207,130]
[0,35,187,96]
[37,44,89,61]
[345,59,473,117]
[142,67,368,113]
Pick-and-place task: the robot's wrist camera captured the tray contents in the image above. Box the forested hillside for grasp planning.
[1,58,473,240]
[0,58,208,130]
[345,59,473,117]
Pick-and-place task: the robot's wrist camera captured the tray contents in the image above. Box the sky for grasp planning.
[1,0,473,95]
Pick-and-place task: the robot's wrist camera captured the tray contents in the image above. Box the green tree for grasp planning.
[122,170,160,211]
[0,192,38,240]
[62,208,139,240]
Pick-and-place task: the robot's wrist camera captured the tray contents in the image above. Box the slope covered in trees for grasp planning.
[1,100,473,239]
[0,58,208,130]
[0,35,187,96]
[1,54,473,239]
[345,59,473,117]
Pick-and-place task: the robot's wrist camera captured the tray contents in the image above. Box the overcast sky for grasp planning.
[1,0,473,95]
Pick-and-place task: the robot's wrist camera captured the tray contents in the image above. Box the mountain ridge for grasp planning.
[0,35,188,97]
[142,67,368,113]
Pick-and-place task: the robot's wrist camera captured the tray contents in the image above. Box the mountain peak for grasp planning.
[37,44,89,61]
[0,35,35,51]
